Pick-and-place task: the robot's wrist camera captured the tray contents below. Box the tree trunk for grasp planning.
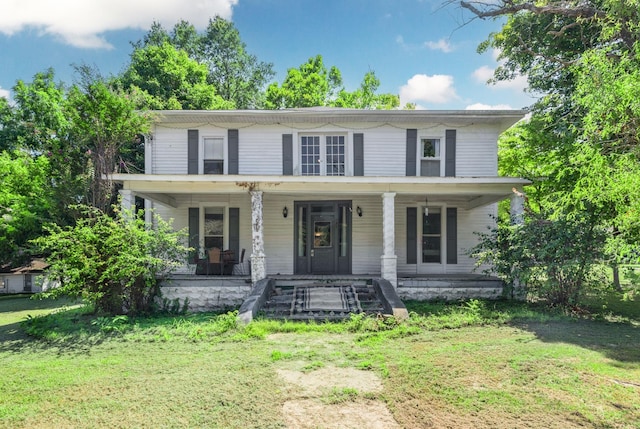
[612,264,622,292]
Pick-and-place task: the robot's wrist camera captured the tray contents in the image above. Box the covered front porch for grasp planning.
[115,173,528,289]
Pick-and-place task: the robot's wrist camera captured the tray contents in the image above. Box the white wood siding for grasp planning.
[151,122,499,177]
[395,199,497,275]
[456,125,499,176]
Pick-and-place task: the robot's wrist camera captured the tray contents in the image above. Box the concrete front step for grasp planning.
[259,284,385,320]
[238,277,407,323]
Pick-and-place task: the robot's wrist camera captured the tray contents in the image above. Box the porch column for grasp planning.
[250,190,266,284]
[510,189,525,225]
[510,189,526,300]
[119,189,135,219]
[381,192,398,287]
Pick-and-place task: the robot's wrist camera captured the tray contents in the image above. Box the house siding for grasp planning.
[151,122,500,177]
[456,125,499,176]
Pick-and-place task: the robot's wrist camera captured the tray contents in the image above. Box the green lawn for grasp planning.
[0,295,638,428]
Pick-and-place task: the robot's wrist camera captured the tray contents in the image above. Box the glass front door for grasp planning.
[295,201,351,274]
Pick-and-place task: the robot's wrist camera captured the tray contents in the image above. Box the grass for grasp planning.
[0,294,638,428]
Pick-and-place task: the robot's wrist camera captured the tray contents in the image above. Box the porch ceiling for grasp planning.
[113,174,529,209]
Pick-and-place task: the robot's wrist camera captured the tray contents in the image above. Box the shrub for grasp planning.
[33,204,189,315]
[470,213,607,307]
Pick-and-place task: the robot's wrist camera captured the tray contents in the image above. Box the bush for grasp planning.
[470,213,607,307]
[33,205,189,315]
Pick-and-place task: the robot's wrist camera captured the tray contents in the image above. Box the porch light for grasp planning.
[282,206,288,218]
[424,196,429,216]
[356,206,363,217]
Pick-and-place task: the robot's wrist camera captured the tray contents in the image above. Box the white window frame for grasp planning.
[200,135,227,175]
[419,136,444,177]
[199,203,229,252]
[299,133,348,176]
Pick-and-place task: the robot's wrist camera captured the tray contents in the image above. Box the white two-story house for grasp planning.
[113,108,527,305]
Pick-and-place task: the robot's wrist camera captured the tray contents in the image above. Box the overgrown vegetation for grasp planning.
[471,212,610,307]
[1,295,637,428]
[31,205,189,316]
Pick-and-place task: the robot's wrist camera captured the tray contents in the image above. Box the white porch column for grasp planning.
[510,189,525,225]
[510,189,526,300]
[119,189,135,218]
[250,190,266,284]
[381,192,398,287]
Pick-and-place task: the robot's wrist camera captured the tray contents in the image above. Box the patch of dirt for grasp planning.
[276,366,383,396]
[276,365,400,429]
[283,399,400,429]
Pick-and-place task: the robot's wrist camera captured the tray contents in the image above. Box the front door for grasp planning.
[311,211,334,273]
[295,201,351,274]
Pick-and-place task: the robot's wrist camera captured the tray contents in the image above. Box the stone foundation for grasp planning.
[159,276,252,312]
[397,276,504,301]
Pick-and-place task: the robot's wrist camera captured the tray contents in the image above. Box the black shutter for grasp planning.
[282,134,293,175]
[228,129,239,174]
[188,208,199,263]
[187,130,199,175]
[445,129,456,177]
[353,133,364,176]
[406,207,417,264]
[229,207,240,261]
[406,129,417,176]
[446,208,458,264]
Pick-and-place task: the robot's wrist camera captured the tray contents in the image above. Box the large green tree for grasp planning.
[0,68,150,263]
[68,66,151,211]
[119,42,232,110]
[265,55,343,109]
[265,55,404,109]
[0,151,52,265]
[453,0,640,291]
[126,17,274,109]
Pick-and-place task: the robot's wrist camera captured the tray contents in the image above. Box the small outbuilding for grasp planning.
[0,259,49,294]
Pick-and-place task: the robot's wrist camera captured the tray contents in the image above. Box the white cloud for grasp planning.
[465,103,514,110]
[0,87,10,100]
[473,49,529,92]
[473,65,529,91]
[424,39,453,53]
[397,35,453,53]
[0,0,238,49]
[399,74,458,105]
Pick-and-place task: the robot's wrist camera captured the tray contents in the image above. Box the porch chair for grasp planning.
[206,247,222,275]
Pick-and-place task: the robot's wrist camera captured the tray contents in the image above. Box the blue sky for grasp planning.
[0,0,535,110]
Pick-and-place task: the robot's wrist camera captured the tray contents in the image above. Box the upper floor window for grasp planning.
[420,138,441,177]
[203,137,225,174]
[301,135,345,176]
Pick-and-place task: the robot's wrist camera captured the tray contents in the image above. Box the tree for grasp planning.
[201,17,275,109]
[0,69,87,227]
[265,56,404,109]
[0,151,52,265]
[452,0,640,279]
[333,71,400,109]
[127,17,274,109]
[119,42,232,110]
[67,66,151,212]
[265,55,343,109]
[33,205,189,315]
